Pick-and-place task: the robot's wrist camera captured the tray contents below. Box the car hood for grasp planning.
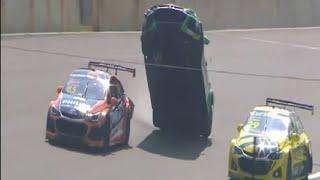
[235,132,281,158]
[58,93,108,119]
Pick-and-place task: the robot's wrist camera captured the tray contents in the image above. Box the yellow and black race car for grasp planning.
[228,98,314,180]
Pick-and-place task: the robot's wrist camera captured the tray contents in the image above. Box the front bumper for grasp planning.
[46,113,108,148]
[228,152,287,180]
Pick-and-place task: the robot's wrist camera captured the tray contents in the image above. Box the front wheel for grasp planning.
[305,152,313,176]
[286,154,293,180]
[202,107,212,138]
[103,120,110,149]
[124,118,131,145]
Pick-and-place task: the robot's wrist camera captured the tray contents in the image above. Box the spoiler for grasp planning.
[88,61,136,77]
[266,98,314,115]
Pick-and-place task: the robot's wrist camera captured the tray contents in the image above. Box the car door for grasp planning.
[290,114,306,177]
[108,78,125,141]
[295,115,310,171]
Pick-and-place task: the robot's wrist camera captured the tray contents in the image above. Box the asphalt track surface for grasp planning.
[2,28,320,180]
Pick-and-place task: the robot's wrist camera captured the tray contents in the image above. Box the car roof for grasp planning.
[253,106,292,117]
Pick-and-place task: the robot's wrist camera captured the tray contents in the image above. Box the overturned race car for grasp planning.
[141,4,214,137]
[45,61,135,148]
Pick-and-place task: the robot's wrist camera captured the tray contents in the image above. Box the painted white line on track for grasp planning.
[239,36,320,51]
[1,31,140,37]
[210,26,320,33]
[1,27,320,37]
[213,32,320,51]
[309,171,320,179]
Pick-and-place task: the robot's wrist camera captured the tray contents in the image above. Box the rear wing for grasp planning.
[266,98,314,115]
[88,61,136,77]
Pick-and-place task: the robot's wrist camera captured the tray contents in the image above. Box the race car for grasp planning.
[45,61,135,148]
[228,98,314,180]
[141,4,214,137]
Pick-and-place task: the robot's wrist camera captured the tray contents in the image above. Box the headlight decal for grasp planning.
[233,146,243,155]
[85,112,103,121]
[50,105,61,116]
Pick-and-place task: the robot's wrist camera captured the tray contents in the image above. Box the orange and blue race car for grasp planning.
[228,98,314,180]
[45,61,135,148]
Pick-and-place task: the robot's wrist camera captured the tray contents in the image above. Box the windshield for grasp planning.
[243,111,290,141]
[62,76,106,100]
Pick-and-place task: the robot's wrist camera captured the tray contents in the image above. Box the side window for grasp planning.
[288,120,294,136]
[117,81,124,96]
[289,115,298,135]
[296,116,304,134]
[290,113,303,134]
[109,77,124,99]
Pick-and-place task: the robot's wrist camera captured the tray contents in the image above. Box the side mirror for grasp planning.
[204,36,210,45]
[56,86,63,94]
[237,123,244,133]
[291,133,300,142]
[110,97,118,107]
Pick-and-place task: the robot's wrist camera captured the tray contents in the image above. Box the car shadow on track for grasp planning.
[46,140,132,156]
[137,129,212,160]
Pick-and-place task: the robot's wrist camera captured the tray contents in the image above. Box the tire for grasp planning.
[103,119,110,149]
[202,107,212,138]
[286,154,293,180]
[309,154,313,173]
[45,111,50,139]
[45,111,56,143]
[300,147,312,179]
[124,118,131,145]
[306,152,313,174]
[125,104,134,145]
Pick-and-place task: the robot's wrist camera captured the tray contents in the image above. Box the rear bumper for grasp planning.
[46,113,108,148]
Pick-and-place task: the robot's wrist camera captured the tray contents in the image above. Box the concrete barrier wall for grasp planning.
[94,0,320,31]
[1,0,320,33]
[1,0,81,33]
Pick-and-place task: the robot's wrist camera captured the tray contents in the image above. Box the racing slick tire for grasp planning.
[201,107,212,138]
[124,106,134,145]
[45,111,56,144]
[304,151,313,177]
[124,118,131,145]
[286,154,293,180]
[102,119,111,149]
[308,153,313,173]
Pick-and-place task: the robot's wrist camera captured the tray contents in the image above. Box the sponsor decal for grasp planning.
[62,99,91,112]
[247,119,260,129]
